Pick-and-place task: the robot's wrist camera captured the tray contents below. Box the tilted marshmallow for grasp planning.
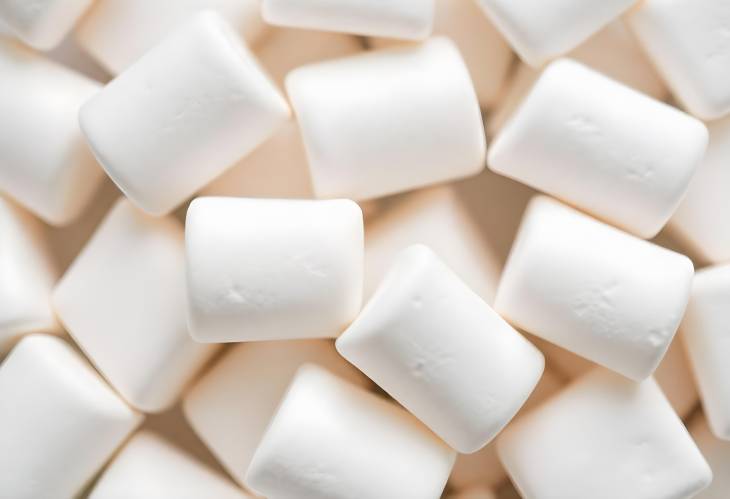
[246,364,455,498]
[475,0,636,67]
[287,37,485,201]
[262,0,434,40]
[682,264,730,440]
[0,39,104,225]
[186,197,363,343]
[338,245,544,453]
[183,340,368,485]
[79,12,290,216]
[628,0,730,120]
[0,197,59,352]
[445,487,496,499]
[89,431,252,499]
[497,368,712,499]
[0,335,142,499]
[489,59,708,239]
[691,414,730,499]
[671,116,730,263]
[53,199,217,412]
[0,0,93,50]
[495,196,694,381]
[75,0,268,74]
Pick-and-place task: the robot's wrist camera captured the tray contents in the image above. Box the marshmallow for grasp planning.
[671,116,730,263]
[79,12,290,215]
[246,364,455,498]
[0,39,104,225]
[0,335,142,499]
[682,264,730,440]
[75,0,268,74]
[495,196,694,381]
[0,0,93,50]
[183,339,368,485]
[338,245,544,453]
[489,59,707,238]
[628,0,730,120]
[0,197,59,352]
[262,0,434,40]
[497,368,712,499]
[446,487,496,499]
[287,37,486,201]
[53,199,217,412]
[89,431,251,499]
[475,0,636,67]
[690,415,730,499]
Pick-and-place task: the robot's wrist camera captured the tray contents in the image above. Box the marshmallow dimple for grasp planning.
[0,335,142,499]
[475,0,637,67]
[0,39,104,226]
[495,196,694,381]
[338,244,544,454]
[245,364,455,499]
[287,37,486,201]
[489,59,708,239]
[498,368,712,499]
[262,0,434,40]
[0,0,93,50]
[185,197,363,343]
[79,11,290,216]
[53,199,217,413]
[682,264,730,441]
[628,0,730,120]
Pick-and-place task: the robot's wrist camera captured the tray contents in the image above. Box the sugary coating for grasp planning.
[0,0,93,49]
[690,414,730,499]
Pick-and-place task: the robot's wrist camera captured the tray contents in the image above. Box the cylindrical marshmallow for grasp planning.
[489,58,708,238]
[79,12,290,215]
[0,0,93,50]
[690,414,730,499]
[495,195,694,381]
[287,37,486,201]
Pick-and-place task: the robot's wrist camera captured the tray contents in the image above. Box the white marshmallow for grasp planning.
[495,196,694,381]
[246,364,455,498]
[0,0,93,50]
[682,264,730,440]
[671,116,730,263]
[79,12,290,216]
[691,415,730,499]
[183,339,368,485]
[0,335,142,499]
[53,199,217,412]
[475,0,636,67]
[0,197,59,352]
[0,39,103,225]
[262,0,434,40]
[287,37,485,201]
[497,368,712,499]
[338,245,544,453]
[75,0,268,74]
[628,0,730,120]
[489,59,707,239]
[185,197,363,343]
[89,431,251,499]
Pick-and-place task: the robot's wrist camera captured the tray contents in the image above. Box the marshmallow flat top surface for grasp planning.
[682,264,730,440]
[287,37,485,201]
[495,196,694,381]
[691,415,730,499]
[0,0,93,49]
[263,0,434,40]
[53,199,217,412]
[629,0,730,120]
[183,339,367,485]
[75,0,268,74]
[90,431,251,499]
[185,197,363,343]
[0,39,104,225]
[497,368,712,499]
[80,12,290,215]
[246,365,455,499]
[489,59,707,239]
[338,244,544,453]
[0,335,142,499]
[475,0,636,67]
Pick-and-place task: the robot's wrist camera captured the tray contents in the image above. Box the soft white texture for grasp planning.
[0,0,93,49]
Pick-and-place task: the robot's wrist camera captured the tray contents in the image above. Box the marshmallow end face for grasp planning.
[0,0,94,50]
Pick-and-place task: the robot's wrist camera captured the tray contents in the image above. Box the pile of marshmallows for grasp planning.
[1,0,730,498]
